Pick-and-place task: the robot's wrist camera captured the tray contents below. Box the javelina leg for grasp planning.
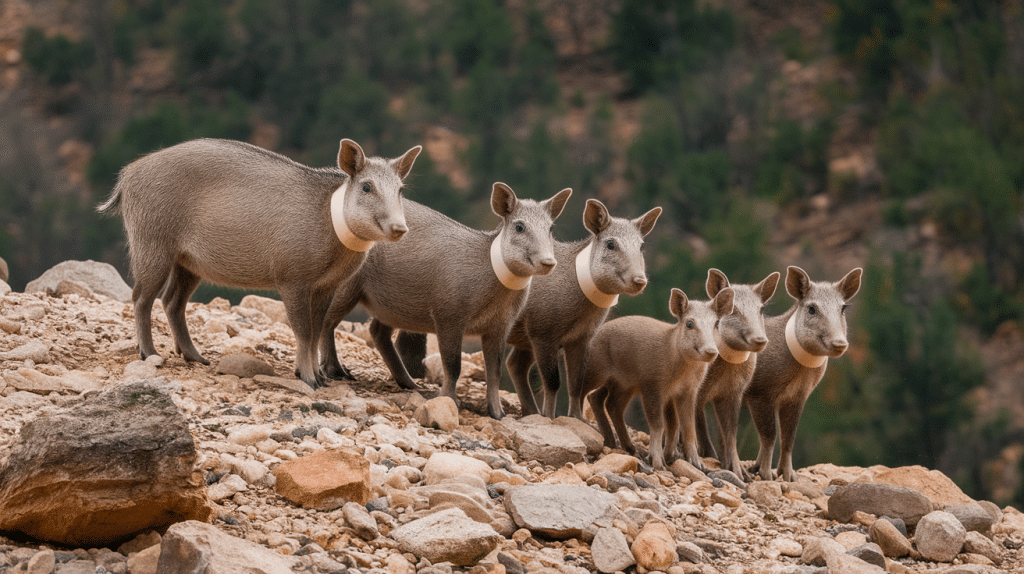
[396,331,428,379]
[535,346,562,419]
[480,333,506,419]
[369,319,418,390]
[714,394,749,481]
[163,264,208,364]
[131,258,174,361]
[745,395,778,481]
[606,385,636,455]
[506,347,541,416]
[695,400,718,459]
[317,287,361,381]
[775,398,806,482]
[563,340,588,420]
[432,327,464,403]
[663,399,681,463]
[676,390,706,471]
[589,385,617,449]
[643,391,668,470]
[280,287,329,389]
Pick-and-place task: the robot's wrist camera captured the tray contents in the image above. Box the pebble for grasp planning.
[915,510,966,562]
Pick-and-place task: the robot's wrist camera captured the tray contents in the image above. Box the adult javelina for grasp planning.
[98,137,421,388]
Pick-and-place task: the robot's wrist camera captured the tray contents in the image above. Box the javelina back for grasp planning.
[98,137,421,388]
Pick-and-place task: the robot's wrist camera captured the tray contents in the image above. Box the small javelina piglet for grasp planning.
[582,286,733,470]
[691,269,779,481]
[744,265,862,481]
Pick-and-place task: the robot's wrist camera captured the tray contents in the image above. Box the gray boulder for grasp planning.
[504,484,617,539]
[157,520,299,573]
[26,260,132,301]
[915,510,966,563]
[827,482,933,526]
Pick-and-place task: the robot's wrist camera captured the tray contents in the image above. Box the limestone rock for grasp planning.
[252,374,314,395]
[343,501,379,540]
[505,416,587,467]
[670,459,710,483]
[215,354,276,378]
[828,482,933,526]
[591,527,635,573]
[208,474,248,502]
[504,484,616,539]
[946,502,1000,534]
[26,550,55,574]
[847,543,886,569]
[48,279,93,298]
[867,465,973,508]
[825,552,885,574]
[126,544,161,574]
[0,341,51,364]
[630,521,677,571]
[391,508,501,567]
[0,381,211,547]
[963,531,1003,565]
[551,416,605,457]
[914,510,966,563]
[25,260,132,302]
[747,481,785,510]
[423,452,493,485]
[238,295,289,325]
[592,453,639,475]
[414,396,459,432]
[868,515,912,557]
[799,536,846,567]
[273,448,371,510]
[157,520,299,573]
[118,530,162,555]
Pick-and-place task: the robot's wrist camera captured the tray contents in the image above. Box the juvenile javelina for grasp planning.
[582,287,734,470]
[692,269,780,480]
[317,183,572,419]
[98,138,421,388]
[504,199,662,418]
[744,265,862,482]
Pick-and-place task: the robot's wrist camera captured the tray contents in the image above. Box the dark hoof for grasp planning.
[396,377,420,391]
[323,363,355,381]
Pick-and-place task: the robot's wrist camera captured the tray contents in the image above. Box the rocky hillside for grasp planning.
[0,264,1022,574]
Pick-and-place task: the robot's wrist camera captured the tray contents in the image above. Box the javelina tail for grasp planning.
[96,186,121,214]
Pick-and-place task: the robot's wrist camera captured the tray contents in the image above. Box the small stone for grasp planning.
[125,544,160,574]
[0,316,20,334]
[423,452,493,485]
[344,501,380,540]
[799,536,845,567]
[551,416,605,457]
[746,481,785,510]
[592,526,636,573]
[868,516,912,558]
[711,491,742,508]
[592,453,639,475]
[768,538,802,559]
[414,396,460,432]
[273,448,371,510]
[947,502,1001,534]
[631,521,677,571]
[915,510,966,562]
[208,474,248,502]
[963,530,1004,565]
[669,459,709,483]
[215,354,276,378]
[846,543,885,569]
[677,540,705,563]
[827,483,933,526]
[504,484,617,539]
[835,530,867,550]
[26,550,55,574]
[118,530,162,555]
[0,341,51,363]
[386,553,416,574]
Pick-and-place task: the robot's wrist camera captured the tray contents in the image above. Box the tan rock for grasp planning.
[423,452,493,485]
[593,453,640,475]
[670,459,709,483]
[867,465,973,508]
[118,530,162,555]
[157,520,299,573]
[252,374,314,395]
[126,544,161,574]
[391,508,501,567]
[273,448,371,510]
[238,294,289,325]
[414,396,459,432]
[868,517,912,558]
[630,521,677,571]
[835,530,868,549]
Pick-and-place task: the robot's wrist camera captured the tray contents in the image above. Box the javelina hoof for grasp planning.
[323,363,356,381]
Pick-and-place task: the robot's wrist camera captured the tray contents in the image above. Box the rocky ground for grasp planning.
[0,262,1023,574]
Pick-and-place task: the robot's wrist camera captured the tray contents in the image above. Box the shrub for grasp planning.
[21,26,95,85]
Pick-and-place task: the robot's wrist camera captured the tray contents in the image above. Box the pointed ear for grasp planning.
[634,206,662,236]
[583,199,612,234]
[391,145,422,181]
[712,287,735,317]
[836,267,863,301]
[785,266,812,301]
[338,139,366,177]
[755,271,781,304]
[491,182,518,218]
[545,188,573,221]
[706,268,730,298]
[669,288,688,321]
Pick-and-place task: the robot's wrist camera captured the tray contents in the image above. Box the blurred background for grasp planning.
[1,0,1023,505]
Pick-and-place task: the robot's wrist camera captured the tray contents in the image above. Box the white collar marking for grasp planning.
[491,230,531,290]
[786,312,827,368]
[330,181,375,253]
[714,328,751,364]
[576,242,619,308]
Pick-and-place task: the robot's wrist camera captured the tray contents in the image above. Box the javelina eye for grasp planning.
[808,305,816,315]
[515,222,525,233]
[606,240,615,250]
[361,182,372,193]
[686,320,694,329]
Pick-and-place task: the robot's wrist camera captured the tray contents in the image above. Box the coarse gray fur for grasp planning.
[98,137,421,388]
[744,265,862,482]
[581,287,734,470]
[505,199,662,418]
[692,268,780,481]
[317,183,572,419]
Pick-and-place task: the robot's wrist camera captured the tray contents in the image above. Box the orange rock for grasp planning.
[273,448,371,509]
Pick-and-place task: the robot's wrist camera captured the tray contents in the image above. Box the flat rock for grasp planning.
[799,536,846,567]
[25,260,132,302]
[670,459,709,483]
[0,380,211,547]
[157,520,299,573]
[343,501,379,540]
[946,502,1000,533]
[868,516,912,557]
[273,448,371,510]
[963,531,1004,565]
[504,484,616,538]
[118,530,162,555]
[828,482,934,526]
[423,452,493,485]
[867,465,973,508]
[551,416,605,457]
[592,527,635,573]
[238,295,289,325]
[414,396,459,432]
[253,374,313,395]
[747,480,785,510]
[215,354,276,378]
[391,508,501,567]
[505,416,587,467]
[0,341,51,363]
[915,510,966,563]
[847,543,886,569]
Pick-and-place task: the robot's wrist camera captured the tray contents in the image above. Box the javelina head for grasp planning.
[707,269,780,355]
[581,200,661,297]
[337,139,421,244]
[491,183,572,278]
[669,287,734,363]
[785,266,863,358]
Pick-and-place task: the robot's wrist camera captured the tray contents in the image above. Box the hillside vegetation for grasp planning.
[1,0,1023,505]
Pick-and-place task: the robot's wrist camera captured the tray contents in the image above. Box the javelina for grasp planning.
[98,137,421,388]
[744,265,862,481]
[317,183,572,419]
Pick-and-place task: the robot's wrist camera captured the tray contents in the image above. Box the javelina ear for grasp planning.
[785,266,812,301]
[491,182,518,218]
[669,288,688,321]
[755,271,781,304]
[391,145,422,181]
[836,267,863,301]
[338,139,366,177]
[545,188,573,221]
[583,199,611,235]
[713,287,735,317]
[634,206,662,236]
[706,268,730,298]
